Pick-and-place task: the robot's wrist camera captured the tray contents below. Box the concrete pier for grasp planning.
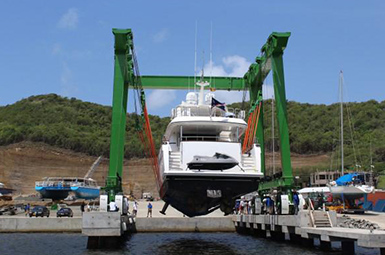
[0,217,81,232]
[82,212,135,237]
[0,215,233,233]
[82,211,136,249]
[233,211,385,254]
[135,216,233,232]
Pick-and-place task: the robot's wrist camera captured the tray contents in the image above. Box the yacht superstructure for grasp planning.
[157,82,263,217]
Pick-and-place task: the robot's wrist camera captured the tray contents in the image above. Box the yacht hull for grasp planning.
[36,186,100,200]
[0,188,14,195]
[35,187,71,200]
[71,186,100,200]
[329,185,374,201]
[160,175,260,217]
[330,185,374,195]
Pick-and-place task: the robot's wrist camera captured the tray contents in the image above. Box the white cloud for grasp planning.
[203,55,251,78]
[147,90,176,111]
[263,84,274,100]
[200,55,276,103]
[60,62,78,96]
[199,55,251,104]
[214,91,248,105]
[58,8,79,29]
[153,28,168,43]
[214,84,273,104]
[222,55,251,77]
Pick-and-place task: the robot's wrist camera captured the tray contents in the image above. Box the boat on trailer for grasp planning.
[35,177,100,200]
[0,182,14,196]
[35,156,102,200]
[157,81,263,217]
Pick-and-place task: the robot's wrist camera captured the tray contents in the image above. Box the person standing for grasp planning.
[266,197,272,214]
[25,203,30,216]
[109,201,118,212]
[147,202,153,217]
[234,200,240,214]
[124,196,129,214]
[132,201,138,217]
[80,202,85,214]
[293,191,299,215]
[239,198,245,215]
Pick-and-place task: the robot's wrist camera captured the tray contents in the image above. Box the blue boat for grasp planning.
[35,177,100,200]
[0,182,14,196]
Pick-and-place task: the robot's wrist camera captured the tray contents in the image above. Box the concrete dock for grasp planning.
[2,201,385,254]
[233,211,385,255]
[0,215,233,233]
[0,217,81,232]
[0,200,229,233]
[135,216,233,232]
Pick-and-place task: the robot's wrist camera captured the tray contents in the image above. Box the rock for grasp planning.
[338,216,381,230]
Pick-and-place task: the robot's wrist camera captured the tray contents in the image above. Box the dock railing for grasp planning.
[308,198,316,227]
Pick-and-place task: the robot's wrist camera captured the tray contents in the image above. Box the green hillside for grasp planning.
[230,99,385,172]
[0,94,384,172]
[0,94,169,159]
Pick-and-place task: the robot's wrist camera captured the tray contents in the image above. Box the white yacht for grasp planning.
[157,81,263,217]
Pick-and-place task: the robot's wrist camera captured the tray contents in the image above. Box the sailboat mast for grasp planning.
[370,138,374,186]
[340,70,344,175]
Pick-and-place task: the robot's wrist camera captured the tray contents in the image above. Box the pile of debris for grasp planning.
[338,215,380,230]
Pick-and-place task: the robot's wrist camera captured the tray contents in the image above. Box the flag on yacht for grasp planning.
[211,97,226,111]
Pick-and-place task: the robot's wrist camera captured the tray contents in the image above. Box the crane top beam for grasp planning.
[138,32,290,93]
[140,75,245,90]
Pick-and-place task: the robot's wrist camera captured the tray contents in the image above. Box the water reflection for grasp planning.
[0,232,380,255]
[156,238,237,255]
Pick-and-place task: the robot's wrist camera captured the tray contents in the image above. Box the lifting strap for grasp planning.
[136,103,161,192]
[131,44,162,192]
[242,101,262,154]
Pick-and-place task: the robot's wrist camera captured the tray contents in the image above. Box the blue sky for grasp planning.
[1,1,384,116]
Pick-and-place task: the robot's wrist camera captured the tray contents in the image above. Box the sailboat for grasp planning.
[328,71,374,213]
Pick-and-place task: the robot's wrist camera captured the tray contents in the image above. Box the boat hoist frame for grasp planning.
[106,28,294,201]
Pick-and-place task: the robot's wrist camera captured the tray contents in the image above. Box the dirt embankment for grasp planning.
[0,142,330,198]
[0,142,157,199]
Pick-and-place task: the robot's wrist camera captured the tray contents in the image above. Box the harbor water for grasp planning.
[0,232,379,255]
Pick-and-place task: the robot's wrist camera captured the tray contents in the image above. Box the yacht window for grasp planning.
[182,134,217,141]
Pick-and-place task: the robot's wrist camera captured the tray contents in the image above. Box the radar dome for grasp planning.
[186,92,197,105]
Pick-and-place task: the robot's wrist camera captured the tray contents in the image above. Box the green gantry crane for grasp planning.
[105,28,294,202]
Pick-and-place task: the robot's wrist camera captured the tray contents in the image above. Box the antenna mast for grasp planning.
[210,21,213,84]
[340,70,344,175]
[194,21,198,91]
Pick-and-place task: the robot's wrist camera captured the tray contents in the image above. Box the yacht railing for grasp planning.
[35,180,97,188]
[171,106,245,120]
[181,135,238,142]
[35,181,73,187]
